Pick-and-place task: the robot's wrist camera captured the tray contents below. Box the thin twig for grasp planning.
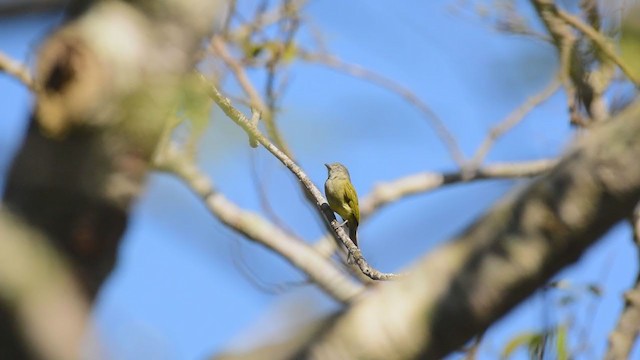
[226,0,307,44]
[0,51,35,90]
[530,0,583,125]
[463,330,485,360]
[467,77,561,171]
[249,150,297,236]
[362,159,556,216]
[221,0,237,37]
[575,251,613,358]
[211,36,264,147]
[155,143,365,302]
[203,77,400,280]
[250,107,261,141]
[264,0,300,129]
[579,0,600,32]
[230,235,309,295]
[211,35,292,155]
[299,50,466,167]
[605,206,640,359]
[557,9,640,87]
[210,37,266,110]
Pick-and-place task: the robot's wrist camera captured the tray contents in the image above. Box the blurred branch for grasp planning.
[450,2,551,43]
[210,35,264,148]
[230,235,309,295]
[530,0,583,125]
[227,0,298,43]
[204,77,399,280]
[218,99,640,360]
[0,0,65,16]
[155,144,364,303]
[0,208,90,360]
[3,0,224,355]
[249,151,297,236]
[215,99,640,359]
[530,0,626,124]
[579,0,600,31]
[362,159,556,217]
[0,51,35,90]
[467,77,561,171]
[556,9,640,87]
[605,207,640,359]
[299,50,466,167]
[463,331,484,360]
[264,1,300,136]
[314,159,556,257]
[220,0,236,36]
[210,35,292,155]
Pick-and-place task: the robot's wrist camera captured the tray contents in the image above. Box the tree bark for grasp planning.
[1,0,223,358]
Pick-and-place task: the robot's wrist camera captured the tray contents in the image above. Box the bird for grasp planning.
[324,162,360,263]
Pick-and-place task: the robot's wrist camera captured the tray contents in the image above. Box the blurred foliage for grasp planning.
[501,324,568,360]
[620,4,640,80]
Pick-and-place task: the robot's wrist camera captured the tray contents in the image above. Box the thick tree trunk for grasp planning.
[0,0,223,358]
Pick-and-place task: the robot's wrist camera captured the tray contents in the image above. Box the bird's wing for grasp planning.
[344,184,360,225]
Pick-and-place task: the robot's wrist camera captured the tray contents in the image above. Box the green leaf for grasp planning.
[282,42,298,63]
[621,6,640,80]
[501,332,544,360]
[556,324,568,360]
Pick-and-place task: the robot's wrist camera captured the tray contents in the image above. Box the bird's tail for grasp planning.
[347,220,358,264]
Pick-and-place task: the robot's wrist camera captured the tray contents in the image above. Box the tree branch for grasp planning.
[530,0,583,125]
[556,9,640,87]
[301,101,640,359]
[299,50,466,167]
[314,159,556,259]
[467,77,560,170]
[218,100,640,359]
[0,51,35,90]
[2,0,224,355]
[605,207,640,359]
[361,159,557,217]
[0,208,90,360]
[154,144,365,303]
[203,76,399,280]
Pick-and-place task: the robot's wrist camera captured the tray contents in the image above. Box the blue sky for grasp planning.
[1,1,638,359]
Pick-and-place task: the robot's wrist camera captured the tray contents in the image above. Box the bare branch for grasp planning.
[299,50,466,167]
[216,97,640,360]
[203,77,399,280]
[228,0,303,42]
[530,0,583,125]
[155,144,365,303]
[300,101,640,360]
[211,36,264,147]
[248,150,298,235]
[2,3,227,356]
[467,77,561,170]
[210,35,292,155]
[0,208,90,360]
[463,331,484,360]
[605,207,640,359]
[557,9,640,87]
[362,159,556,217]
[0,0,65,16]
[0,51,35,90]
[313,159,556,258]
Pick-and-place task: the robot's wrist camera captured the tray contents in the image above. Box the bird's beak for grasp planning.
[324,163,330,170]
